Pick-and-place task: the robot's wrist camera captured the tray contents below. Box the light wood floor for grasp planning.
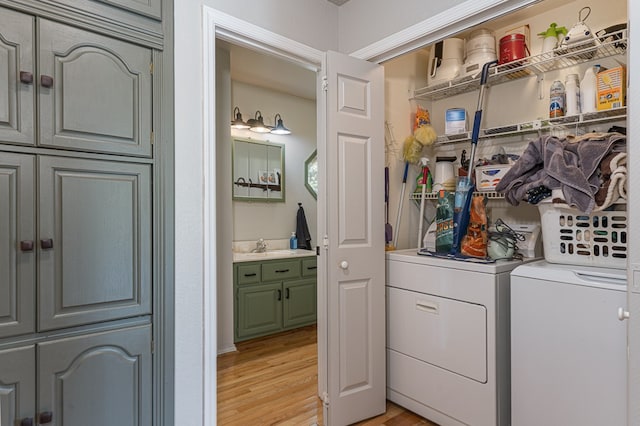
[217,325,437,425]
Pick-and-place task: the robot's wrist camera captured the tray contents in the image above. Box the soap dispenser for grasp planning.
[290,232,298,250]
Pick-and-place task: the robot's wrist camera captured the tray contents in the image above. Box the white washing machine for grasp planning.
[510,260,627,426]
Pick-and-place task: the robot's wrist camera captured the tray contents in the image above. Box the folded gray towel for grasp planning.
[495,133,626,213]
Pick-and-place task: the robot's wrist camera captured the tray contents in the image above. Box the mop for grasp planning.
[451,60,498,254]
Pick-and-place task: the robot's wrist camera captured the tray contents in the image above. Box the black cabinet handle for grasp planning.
[39,412,53,424]
[40,75,53,88]
[285,288,290,299]
[20,71,33,84]
[306,266,317,270]
[20,240,34,252]
[277,289,282,301]
[243,273,256,277]
[40,239,54,250]
[21,417,33,426]
[275,269,290,273]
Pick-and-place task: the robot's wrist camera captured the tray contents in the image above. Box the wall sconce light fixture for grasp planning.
[247,111,271,133]
[230,106,250,129]
[270,113,291,135]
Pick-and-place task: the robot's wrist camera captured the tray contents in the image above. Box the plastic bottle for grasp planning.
[538,23,568,55]
[564,74,580,116]
[580,65,599,114]
[549,80,565,118]
[289,232,298,249]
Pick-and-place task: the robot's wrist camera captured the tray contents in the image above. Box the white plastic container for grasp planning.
[474,164,512,191]
[580,65,599,113]
[565,73,580,116]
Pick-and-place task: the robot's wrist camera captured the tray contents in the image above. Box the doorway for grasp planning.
[215,37,321,424]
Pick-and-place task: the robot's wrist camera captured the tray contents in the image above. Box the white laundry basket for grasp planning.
[538,200,628,269]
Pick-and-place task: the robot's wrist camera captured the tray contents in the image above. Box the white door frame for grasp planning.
[201,1,544,423]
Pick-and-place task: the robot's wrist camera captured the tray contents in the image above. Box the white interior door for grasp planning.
[319,50,385,426]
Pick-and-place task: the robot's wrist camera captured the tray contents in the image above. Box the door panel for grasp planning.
[38,156,151,331]
[0,345,35,426]
[38,19,152,157]
[0,7,35,146]
[38,325,152,426]
[283,279,316,328]
[236,282,282,340]
[322,51,385,425]
[0,153,36,337]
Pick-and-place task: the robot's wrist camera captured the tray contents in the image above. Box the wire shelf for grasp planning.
[434,107,626,145]
[413,30,627,102]
[410,191,504,200]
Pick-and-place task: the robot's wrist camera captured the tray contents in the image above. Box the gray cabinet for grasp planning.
[0,8,153,157]
[0,324,151,426]
[38,156,152,330]
[0,153,152,334]
[0,1,161,424]
[0,8,35,146]
[39,324,152,426]
[0,345,35,426]
[38,19,153,157]
[0,154,36,338]
[234,256,317,342]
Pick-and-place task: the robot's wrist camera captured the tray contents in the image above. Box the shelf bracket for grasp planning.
[537,74,545,100]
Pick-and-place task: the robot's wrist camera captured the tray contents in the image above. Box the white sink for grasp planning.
[232,249,315,262]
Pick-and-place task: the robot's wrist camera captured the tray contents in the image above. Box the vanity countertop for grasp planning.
[233,249,316,263]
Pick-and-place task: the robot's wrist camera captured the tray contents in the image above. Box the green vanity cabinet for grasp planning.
[234,256,317,342]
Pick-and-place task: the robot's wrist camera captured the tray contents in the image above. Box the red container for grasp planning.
[499,33,529,64]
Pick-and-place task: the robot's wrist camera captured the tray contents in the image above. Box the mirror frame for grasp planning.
[304,149,318,200]
[232,137,286,202]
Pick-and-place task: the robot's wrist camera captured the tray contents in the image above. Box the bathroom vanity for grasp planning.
[233,250,317,342]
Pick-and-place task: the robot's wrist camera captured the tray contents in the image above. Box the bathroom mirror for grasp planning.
[232,138,285,202]
[304,150,318,199]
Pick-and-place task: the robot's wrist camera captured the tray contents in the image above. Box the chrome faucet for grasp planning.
[252,238,267,253]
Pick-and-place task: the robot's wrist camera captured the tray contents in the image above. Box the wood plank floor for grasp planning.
[217,325,437,425]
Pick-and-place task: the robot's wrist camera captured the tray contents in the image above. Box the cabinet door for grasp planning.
[0,153,36,338]
[283,279,317,329]
[38,156,151,331]
[38,19,152,157]
[0,345,36,426]
[38,324,152,426]
[0,7,35,146]
[236,282,282,341]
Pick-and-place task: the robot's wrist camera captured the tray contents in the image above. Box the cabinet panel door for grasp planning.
[0,153,36,337]
[38,19,152,157]
[236,282,282,340]
[283,279,317,329]
[0,345,36,426]
[38,325,152,426]
[38,156,151,331]
[0,7,35,146]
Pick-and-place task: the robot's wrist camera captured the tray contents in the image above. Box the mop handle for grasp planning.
[417,161,428,248]
[392,162,409,248]
[468,60,498,176]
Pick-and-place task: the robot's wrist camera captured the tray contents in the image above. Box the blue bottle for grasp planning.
[290,232,298,249]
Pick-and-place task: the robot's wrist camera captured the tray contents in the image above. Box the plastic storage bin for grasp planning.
[537,201,628,269]
[475,164,512,192]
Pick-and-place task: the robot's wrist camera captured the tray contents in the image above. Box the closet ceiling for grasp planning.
[327,0,350,5]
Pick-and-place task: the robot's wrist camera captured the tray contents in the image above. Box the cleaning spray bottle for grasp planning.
[538,23,568,54]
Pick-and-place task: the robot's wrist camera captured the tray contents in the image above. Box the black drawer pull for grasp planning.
[243,273,257,277]
[275,269,290,273]
[306,266,317,270]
